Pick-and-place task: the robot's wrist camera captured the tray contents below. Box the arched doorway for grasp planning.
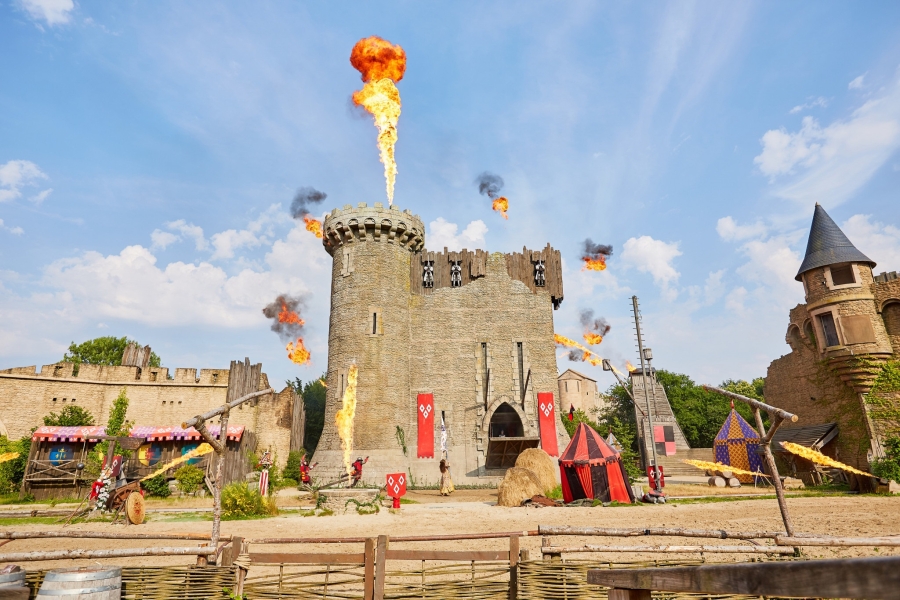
[485,402,538,469]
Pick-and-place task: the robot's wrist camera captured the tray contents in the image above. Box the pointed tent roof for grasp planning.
[715,409,760,442]
[796,204,875,281]
[559,423,619,465]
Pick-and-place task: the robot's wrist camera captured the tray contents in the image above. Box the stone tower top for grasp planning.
[796,204,876,281]
[321,203,425,256]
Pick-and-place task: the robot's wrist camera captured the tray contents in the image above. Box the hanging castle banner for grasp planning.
[537,392,559,456]
[417,393,434,458]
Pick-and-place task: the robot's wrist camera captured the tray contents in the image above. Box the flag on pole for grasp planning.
[440,413,448,460]
[259,469,269,497]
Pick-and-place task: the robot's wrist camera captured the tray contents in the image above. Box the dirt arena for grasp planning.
[4,490,899,570]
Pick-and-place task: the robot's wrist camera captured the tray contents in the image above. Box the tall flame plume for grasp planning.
[140,443,213,482]
[335,364,359,481]
[681,459,770,478]
[351,36,406,205]
[582,256,607,271]
[780,441,871,476]
[583,332,603,345]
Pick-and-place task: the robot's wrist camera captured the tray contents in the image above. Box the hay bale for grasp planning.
[514,448,557,493]
[497,467,544,507]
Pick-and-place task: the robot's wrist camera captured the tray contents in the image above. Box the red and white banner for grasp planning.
[386,473,407,498]
[537,392,559,457]
[417,393,434,458]
[259,469,269,497]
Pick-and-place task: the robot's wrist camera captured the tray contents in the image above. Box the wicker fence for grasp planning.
[23,565,235,599]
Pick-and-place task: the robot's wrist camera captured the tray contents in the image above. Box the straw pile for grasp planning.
[497,467,543,507]
[514,448,556,493]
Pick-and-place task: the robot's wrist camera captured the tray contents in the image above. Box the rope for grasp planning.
[233,552,252,569]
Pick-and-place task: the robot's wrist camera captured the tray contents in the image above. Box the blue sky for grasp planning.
[2,1,899,392]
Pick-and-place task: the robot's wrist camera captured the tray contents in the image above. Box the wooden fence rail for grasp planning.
[587,555,900,600]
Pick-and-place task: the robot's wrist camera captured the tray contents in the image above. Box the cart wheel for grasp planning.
[125,491,145,525]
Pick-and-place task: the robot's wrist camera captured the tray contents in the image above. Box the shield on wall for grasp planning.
[386,472,407,498]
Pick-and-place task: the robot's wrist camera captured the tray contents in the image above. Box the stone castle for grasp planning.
[313,203,569,485]
[0,359,303,467]
[766,204,900,469]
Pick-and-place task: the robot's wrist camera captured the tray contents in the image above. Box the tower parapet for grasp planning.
[322,203,424,256]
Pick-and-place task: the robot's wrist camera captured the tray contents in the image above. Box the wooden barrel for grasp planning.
[37,566,121,599]
[0,567,26,588]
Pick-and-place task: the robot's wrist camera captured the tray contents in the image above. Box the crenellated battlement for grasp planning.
[0,363,230,386]
[321,202,425,256]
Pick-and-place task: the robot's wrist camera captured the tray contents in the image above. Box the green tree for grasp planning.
[287,376,326,456]
[88,388,133,476]
[63,336,161,370]
[0,436,31,494]
[43,406,95,427]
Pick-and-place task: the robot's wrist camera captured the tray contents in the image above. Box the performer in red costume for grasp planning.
[351,456,369,487]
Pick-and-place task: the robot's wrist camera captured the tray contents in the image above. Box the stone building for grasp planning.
[314,203,569,485]
[557,369,603,414]
[766,204,900,470]
[0,359,303,467]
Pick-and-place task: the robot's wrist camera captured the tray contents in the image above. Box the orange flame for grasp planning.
[626,361,636,372]
[0,452,19,464]
[278,302,305,327]
[303,215,323,239]
[582,256,607,271]
[351,37,406,206]
[492,197,509,219]
[556,333,608,368]
[287,338,311,365]
[335,364,359,481]
[139,443,213,482]
[583,332,603,345]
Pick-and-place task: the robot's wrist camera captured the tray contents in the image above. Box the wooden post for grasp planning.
[234,539,249,597]
[542,536,560,562]
[374,535,389,600]
[756,412,796,538]
[607,590,651,600]
[509,535,519,600]
[364,537,376,600]
[196,544,208,566]
[223,536,241,568]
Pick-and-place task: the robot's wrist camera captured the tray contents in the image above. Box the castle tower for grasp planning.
[795,204,893,394]
[315,203,425,480]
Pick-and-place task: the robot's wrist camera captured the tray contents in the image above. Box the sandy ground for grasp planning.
[3,490,899,571]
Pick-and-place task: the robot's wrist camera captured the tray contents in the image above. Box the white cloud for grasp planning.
[716,216,768,241]
[211,229,261,260]
[789,96,828,115]
[849,73,866,90]
[621,235,682,299]
[0,160,47,203]
[16,0,74,26]
[150,229,179,250]
[753,77,900,207]
[0,219,24,236]
[29,188,52,205]
[427,218,488,251]
[841,214,900,271]
[165,219,208,251]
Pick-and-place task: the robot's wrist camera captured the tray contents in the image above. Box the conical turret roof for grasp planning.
[795,204,875,281]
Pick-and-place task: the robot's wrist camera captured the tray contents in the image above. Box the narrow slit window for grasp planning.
[517,342,525,401]
[481,342,489,406]
[372,312,378,335]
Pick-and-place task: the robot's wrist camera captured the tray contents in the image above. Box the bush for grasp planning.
[173,465,205,494]
[280,478,298,489]
[872,436,900,482]
[282,450,305,481]
[221,482,278,519]
[43,406,95,427]
[141,474,171,498]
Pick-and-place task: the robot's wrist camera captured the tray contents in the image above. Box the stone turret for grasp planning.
[795,204,892,394]
[316,203,425,481]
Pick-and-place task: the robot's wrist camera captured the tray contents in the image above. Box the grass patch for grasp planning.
[150,512,213,522]
[546,485,563,500]
[0,494,84,506]
[669,490,858,505]
[0,516,64,526]
[399,497,418,505]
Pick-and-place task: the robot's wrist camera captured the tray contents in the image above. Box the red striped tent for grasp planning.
[559,423,634,504]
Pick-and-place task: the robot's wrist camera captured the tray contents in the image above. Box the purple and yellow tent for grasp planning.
[714,407,764,483]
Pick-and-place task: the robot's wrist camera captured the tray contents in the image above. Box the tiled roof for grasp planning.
[796,204,875,280]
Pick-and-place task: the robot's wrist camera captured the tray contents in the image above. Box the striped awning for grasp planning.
[32,424,244,442]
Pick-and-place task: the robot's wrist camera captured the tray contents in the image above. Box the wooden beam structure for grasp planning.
[587,556,900,599]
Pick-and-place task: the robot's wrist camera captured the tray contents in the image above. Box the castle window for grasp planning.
[817,312,840,347]
[150,371,158,382]
[368,306,383,335]
[52,397,57,402]
[831,264,856,286]
[534,260,546,287]
[423,260,434,288]
[212,373,218,383]
[341,248,355,277]
[71,398,75,403]
[517,342,525,402]
[450,260,462,287]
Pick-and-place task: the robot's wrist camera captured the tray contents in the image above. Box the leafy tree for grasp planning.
[43,406,95,427]
[287,376,326,456]
[282,449,305,481]
[871,436,900,482]
[87,388,133,476]
[63,336,161,369]
[0,436,31,494]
